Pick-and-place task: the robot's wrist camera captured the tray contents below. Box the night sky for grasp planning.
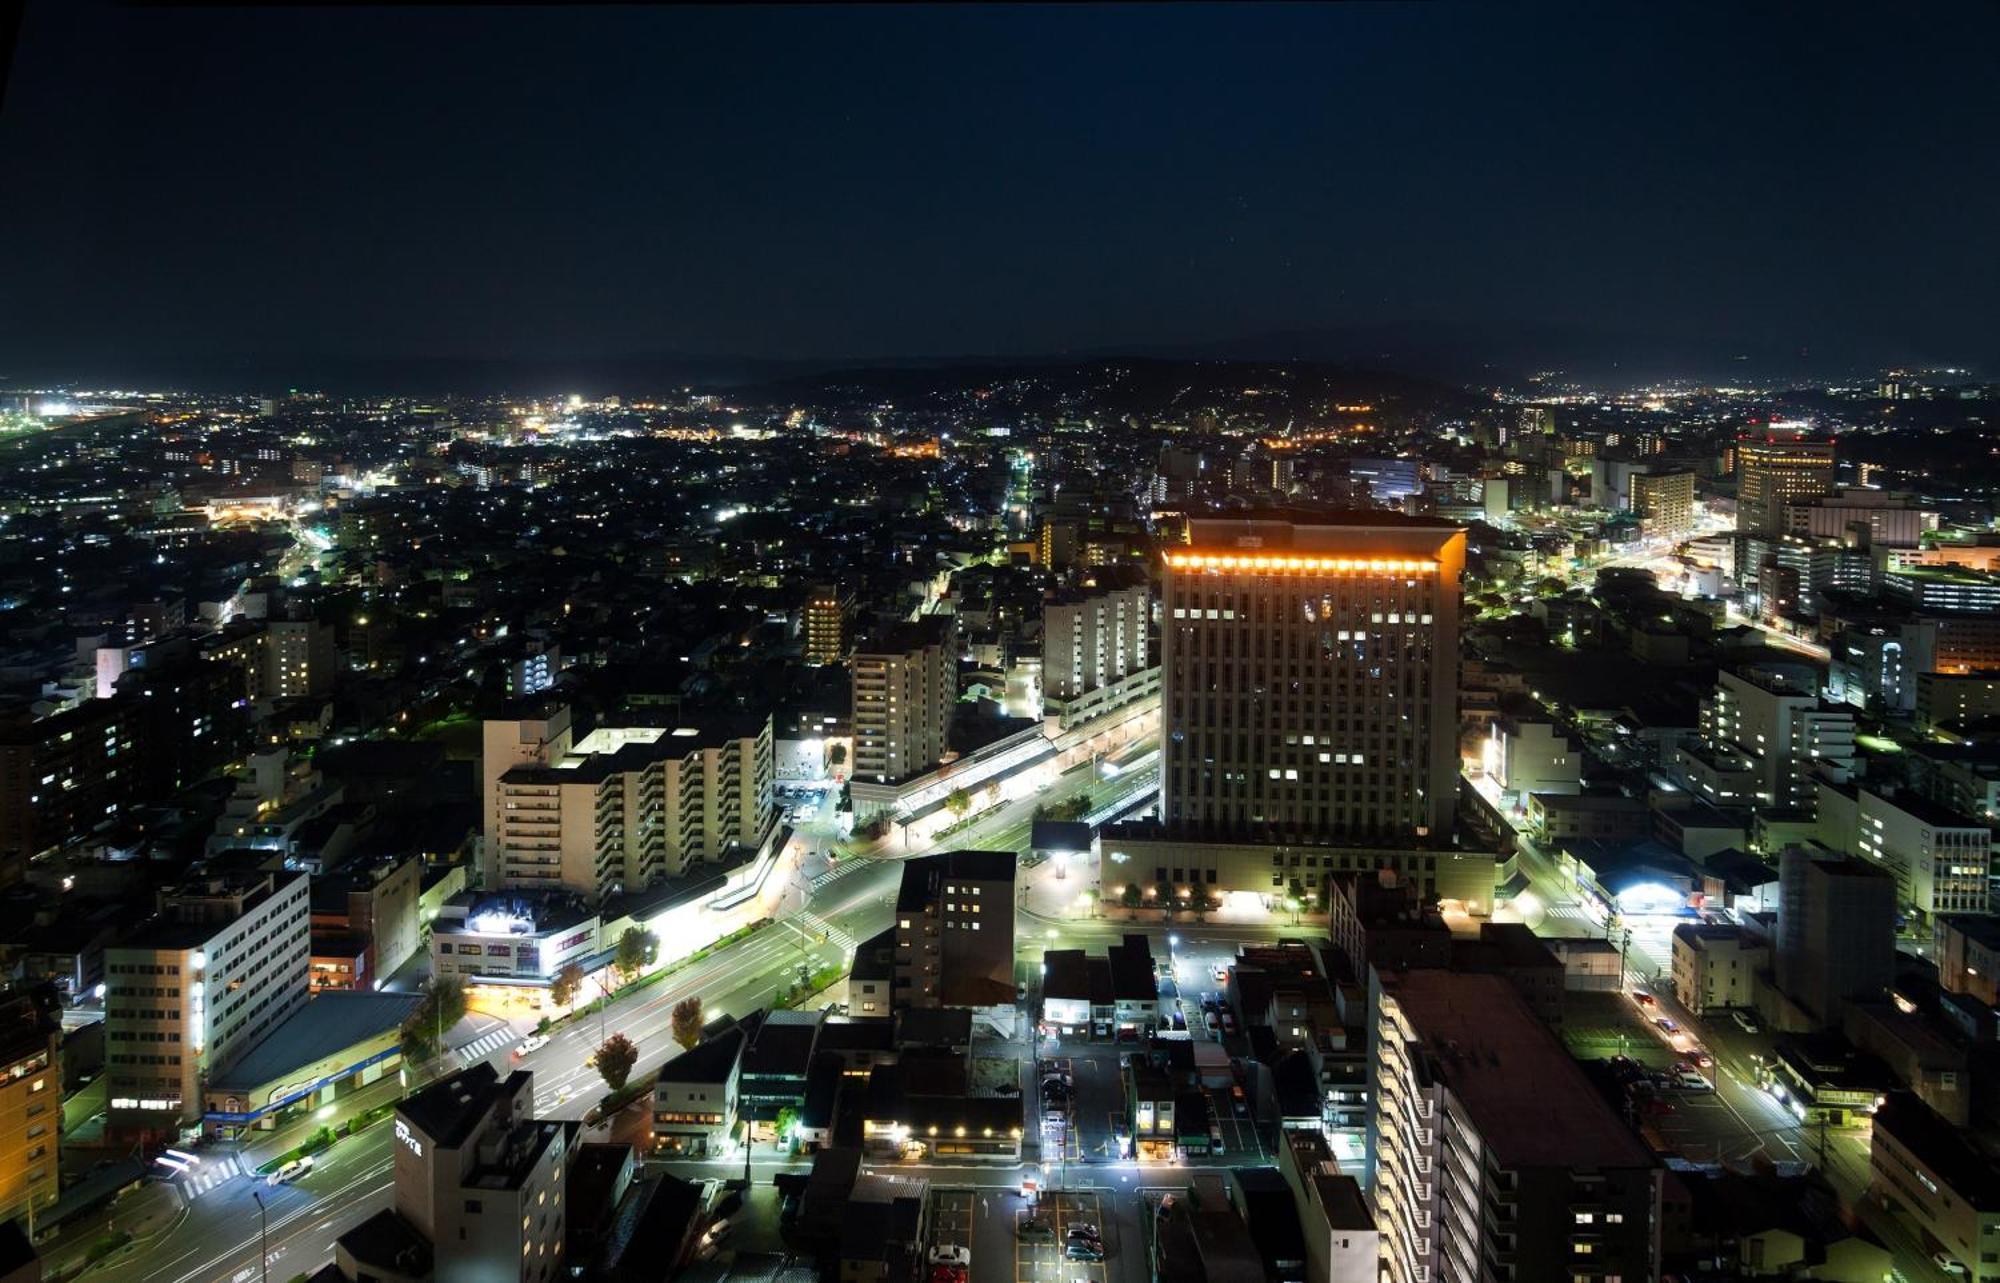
[2,3,1996,383]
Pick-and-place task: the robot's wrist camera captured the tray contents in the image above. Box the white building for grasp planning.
[104,868,311,1140]
[1482,717,1580,804]
[491,715,775,898]
[334,1063,572,1283]
[1670,923,1765,1015]
[481,703,574,887]
[1831,784,1993,922]
[852,617,957,785]
[1043,577,1149,704]
[1695,665,1854,813]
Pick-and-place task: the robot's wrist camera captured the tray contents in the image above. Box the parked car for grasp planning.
[928,1267,967,1283]
[1934,1250,1969,1277]
[928,1245,971,1267]
[1066,1223,1100,1240]
[1219,1011,1237,1035]
[1673,1070,1712,1091]
[1065,1240,1106,1262]
[1018,1219,1056,1243]
[1732,1009,1761,1034]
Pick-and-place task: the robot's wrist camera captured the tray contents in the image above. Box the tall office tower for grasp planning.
[0,989,60,1227]
[803,583,853,666]
[104,869,311,1141]
[493,715,775,896]
[893,849,1017,1009]
[333,1064,573,1283]
[1775,846,1896,1026]
[1370,970,1662,1283]
[1043,570,1150,702]
[1736,432,1836,534]
[851,617,957,785]
[1161,514,1466,841]
[1693,665,1855,812]
[480,703,574,888]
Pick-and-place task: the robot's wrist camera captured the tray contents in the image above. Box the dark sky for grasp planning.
[2,2,1996,383]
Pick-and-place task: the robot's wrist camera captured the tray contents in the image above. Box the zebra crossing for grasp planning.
[792,908,857,952]
[171,1152,243,1201]
[455,1026,518,1065]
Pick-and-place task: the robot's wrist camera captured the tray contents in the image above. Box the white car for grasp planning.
[514,1034,550,1057]
[928,1245,972,1267]
[267,1156,313,1186]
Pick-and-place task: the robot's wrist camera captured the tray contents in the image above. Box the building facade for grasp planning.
[0,991,59,1228]
[1161,514,1466,842]
[851,618,957,785]
[1736,434,1836,534]
[1043,575,1150,703]
[893,850,1016,1009]
[1696,665,1855,813]
[1370,969,1662,1283]
[104,868,312,1139]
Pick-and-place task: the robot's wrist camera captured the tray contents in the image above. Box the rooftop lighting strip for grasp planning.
[1164,553,1440,574]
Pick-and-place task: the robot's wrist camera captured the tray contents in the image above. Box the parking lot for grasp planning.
[1012,1190,1111,1283]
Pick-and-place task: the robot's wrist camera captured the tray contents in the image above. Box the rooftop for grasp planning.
[1381,969,1655,1170]
[210,990,422,1092]
[894,848,1017,912]
[655,1026,744,1086]
[1874,1091,2000,1209]
[398,1063,520,1150]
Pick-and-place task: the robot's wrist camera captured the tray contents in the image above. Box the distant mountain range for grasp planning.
[0,320,1960,398]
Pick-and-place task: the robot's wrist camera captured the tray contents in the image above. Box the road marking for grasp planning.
[456,1027,516,1065]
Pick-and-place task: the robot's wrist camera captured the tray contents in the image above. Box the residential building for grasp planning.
[851,617,956,785]
[1918,672,2000,733]
[1827,622,1935,714]
[893,850,1016,1010]
[1774,847,1896,1027]
[1043,572,1149,703]
[1370,969,1662,1283]
[0,990,59,1228]
[264,618,338,698]
[1161,513,1466,842]
[104,868,312,1140]
[652,1027,744,1157]
[481,703,575,887]
[491,715,776,898]
[1870,1092,2000,1283]
[1736,434,1835,534]
[334,1063,572,1283]
[803,584,853,666]
[1670,923,1765,1016]
[1694,665,1855,813]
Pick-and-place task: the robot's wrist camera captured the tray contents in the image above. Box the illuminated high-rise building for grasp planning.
[803,583,853,666]
[1736,433,1835,534]
[851,617,956,784]
[1161,514,1465,842]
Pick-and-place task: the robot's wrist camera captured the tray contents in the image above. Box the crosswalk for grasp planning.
[174,1153,243,1201]
[455,1026,518,1065]
[793,908,858,952]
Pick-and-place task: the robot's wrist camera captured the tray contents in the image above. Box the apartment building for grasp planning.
[481,703,575,887]
[803,584,854,666]
[893,850,1016,1010]
[1670,923,1765,1016]
[0,990,60,1228]
[1370,969,1661,1283]
[851,617,957,785]
[652,1027,744,1157]
[104,868,311,1140]
[492,715,775,898]
[1043,571,1150,703]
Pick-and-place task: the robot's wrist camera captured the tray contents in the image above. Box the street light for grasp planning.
[251,1190,269,1283]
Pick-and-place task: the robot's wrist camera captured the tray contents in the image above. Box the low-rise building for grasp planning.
[0,990,59,1228]
[1871,1091,2000,1282]
[1671,923,1765,1016]
[651,1027,744,1157]
[1937,915,2000,1007]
